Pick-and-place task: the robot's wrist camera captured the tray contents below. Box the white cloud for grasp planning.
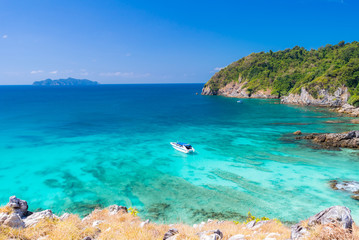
[214,67,224,71]
[2,35,7,39]
[50,70,58,74]
[99,72,150,78]
[30,70,43,74]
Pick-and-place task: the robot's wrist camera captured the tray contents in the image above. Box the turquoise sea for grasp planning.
[0,84,358,224]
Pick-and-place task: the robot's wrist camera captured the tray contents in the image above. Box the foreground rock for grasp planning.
[163,228,179,240]
[0,196,58,228]
[291,206,353,240]
[298,130,359,149]
[197,229,223,240]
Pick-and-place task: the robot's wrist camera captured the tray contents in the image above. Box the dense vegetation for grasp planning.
[205,41,359,105]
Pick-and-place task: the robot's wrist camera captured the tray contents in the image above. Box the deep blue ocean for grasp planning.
[0,84,358,223]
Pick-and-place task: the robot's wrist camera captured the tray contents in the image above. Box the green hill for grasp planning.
[203,41,359,106]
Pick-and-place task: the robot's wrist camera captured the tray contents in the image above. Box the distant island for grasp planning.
[33,78,99,86]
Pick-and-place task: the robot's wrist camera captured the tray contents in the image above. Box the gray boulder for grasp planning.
[60,213,70,220]
[291,206,353,240]
[3,213,25,228]
[108,204,127,215]
[23,209,58,227]
[7,196,29,217]
[0,212,9,224]
[163,228,179,240]
[140,219,150,228]
[246,220,269,229]
[198,229,223,240]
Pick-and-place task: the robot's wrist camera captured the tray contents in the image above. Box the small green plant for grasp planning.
[128,207,139,216]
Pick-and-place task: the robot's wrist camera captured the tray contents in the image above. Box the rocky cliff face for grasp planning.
[281,87,350,107]
[201,81,278,99]
[202,82,353,107]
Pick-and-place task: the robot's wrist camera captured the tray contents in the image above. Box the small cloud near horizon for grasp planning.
[99,72,150,78]
[49,70,58,74]
[210,67,225,73]
[30,70,44,74]
[2,35,8,39]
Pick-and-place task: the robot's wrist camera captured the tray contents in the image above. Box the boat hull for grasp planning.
[170,142,195,153]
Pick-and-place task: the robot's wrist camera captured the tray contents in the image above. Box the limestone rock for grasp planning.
[198,229,223,240]
[246,220,269,229]
[60,213,70,220]
[282,87,349,107]
[140,219,150,228]
[163,228,179,240]
[23,210,57,227]
[7,196,29,218]
[228,234,246,240]
[92,220,104,227]
[108,204,127,215]
[0,212,9,224]
[3,213,25,228]
[299,131,359,149]
[291,206,353,240]
[202,86,216,95]
[293,130,302,135]
[335,181,359,193]
[308,206,353,229]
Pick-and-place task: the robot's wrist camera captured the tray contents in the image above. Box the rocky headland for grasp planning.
[0,196,358,240]
[202,41,359,117]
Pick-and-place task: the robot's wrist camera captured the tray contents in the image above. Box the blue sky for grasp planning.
[0,0,358,85]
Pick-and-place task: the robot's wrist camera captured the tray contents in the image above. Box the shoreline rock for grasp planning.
[297,131,359,149]
[329,180,359,201]
[202,83,359,118]
[281,87,349,107]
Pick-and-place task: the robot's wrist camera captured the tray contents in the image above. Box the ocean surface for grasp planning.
[0,84,358,224]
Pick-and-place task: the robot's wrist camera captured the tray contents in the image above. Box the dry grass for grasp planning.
[1,206,357,240]
[0,205,13,214]
[306,223,359,240]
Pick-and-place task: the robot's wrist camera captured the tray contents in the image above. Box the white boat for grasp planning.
[170,142,195,153]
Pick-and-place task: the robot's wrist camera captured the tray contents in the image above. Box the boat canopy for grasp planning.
[177,142,191,147]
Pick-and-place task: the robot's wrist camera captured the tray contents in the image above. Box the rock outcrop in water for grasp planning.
[0,196,58,228]
[297,130,359,149]
[330,180,359,201]
[1,196,358,239]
